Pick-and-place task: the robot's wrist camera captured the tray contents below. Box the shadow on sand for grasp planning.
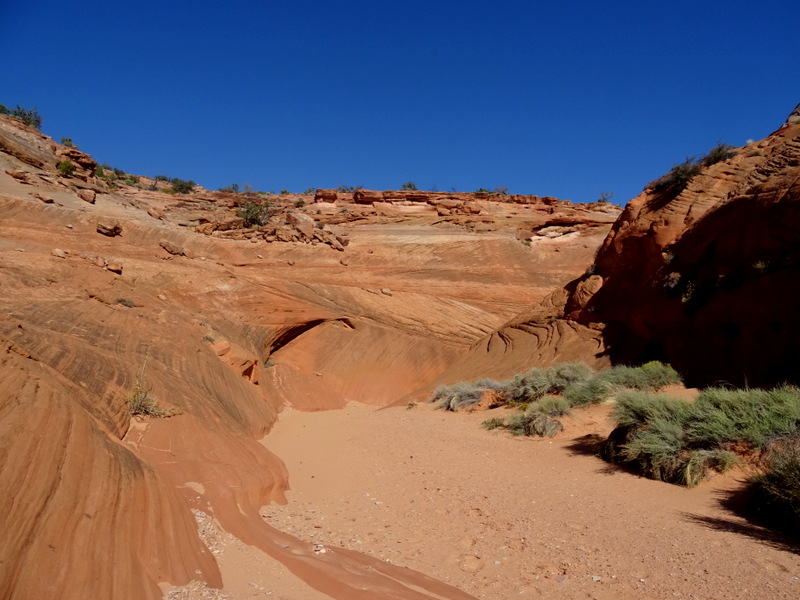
[681,485,800,554]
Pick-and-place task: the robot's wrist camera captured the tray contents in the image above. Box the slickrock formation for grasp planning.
[442,111,800,390]
[570,119,800,387]
[0,113,618,599]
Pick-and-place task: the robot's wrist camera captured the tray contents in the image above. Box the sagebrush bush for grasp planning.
[599,361,681,391]
[750,435,800,534]
[502,362,592,405]
[237,200,273,227]
[651,158,703,194]
[507,411,564,437]
[701,143,738,167]
[565,377,614,407]
[603,386,800,487]
[127,379,174,417]
[57,160,75,177]
[170,178,195,194]
[687,386,800,448]
[434,381,489,411]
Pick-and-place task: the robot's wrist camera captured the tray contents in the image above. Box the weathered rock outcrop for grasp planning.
[552,118,800,387]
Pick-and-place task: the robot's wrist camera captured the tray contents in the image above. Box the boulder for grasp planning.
[77,189,96,204]
[159,240,185,256]
[314,189,338,202]
[353,189,384,204]
[96,221,122,237]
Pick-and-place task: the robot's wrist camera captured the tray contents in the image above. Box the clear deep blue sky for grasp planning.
[2,1,797,204]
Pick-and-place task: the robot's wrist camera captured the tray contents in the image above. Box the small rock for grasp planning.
[96,221,122,237]
[287,260,295,266]
[147,208,163,220]
[66,224,73,229]
[556,576,567,583]
[380,288,392,296]
[592,575,601,582]
[106,260,123,274]
[159,239,185,256]
[157,294,167,301]
[459,555,484,573]
[51,248,67,258]
[77,189,96,204]
[33,193,53,203]
[340,258,349,266]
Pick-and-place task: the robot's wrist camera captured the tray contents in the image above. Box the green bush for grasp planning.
[236,199,273,227]
[6,105,42,130]
[482,417,505,430]
[507,411,564,437]
[60,137,74,147]
[433,381,488,411]
[116,298,135,308]
[536,395,571,417]
[502,362,593,405]
[701,143,737,167]
[565,377,614,407]
[170,178,195,194]
[95,165,106,178]
[603,386,800,487]
[597,361,681,391]
[400,181,418,191]
[686,386,800,448]
[56,160,75,177]
[651,157,703,194]
[750,435,800,534]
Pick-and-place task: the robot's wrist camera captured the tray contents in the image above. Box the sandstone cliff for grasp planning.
[0,113,618,599]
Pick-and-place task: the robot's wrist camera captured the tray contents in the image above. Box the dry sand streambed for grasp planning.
[197,402,800,600]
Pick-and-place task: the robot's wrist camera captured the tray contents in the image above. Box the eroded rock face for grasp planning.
[0,110,620,600]
[566,120,800,387]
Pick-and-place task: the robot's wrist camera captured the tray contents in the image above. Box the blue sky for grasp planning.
[2,1,797,204]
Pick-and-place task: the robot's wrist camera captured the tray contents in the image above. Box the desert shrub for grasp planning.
[750,435,800,534]
[492,186,509,195]
[127,377,174,418]
[116,298,135,308]
[651,157,703,194]
[400,181,418,191]
[604,386,800,487]
[598,361,681,391]
[564,377,614,407]
[0,104,7,115]
[155,174,169,182]
[170,178,195,194]
[597,191,614,203]
[536,395,571,416]
[123,175,139,186]
[294,199,306,208]
[56,160,75,177]
[482,417,506,430]
[60,137,74,147]
[502,362,593,405]
[237,199,273,227]
[507,410,564,437]
[8,105,42,130]
[686,386,800,449]
[95,165,106,178]
[433,381,487,411]
[701,143,737,167]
